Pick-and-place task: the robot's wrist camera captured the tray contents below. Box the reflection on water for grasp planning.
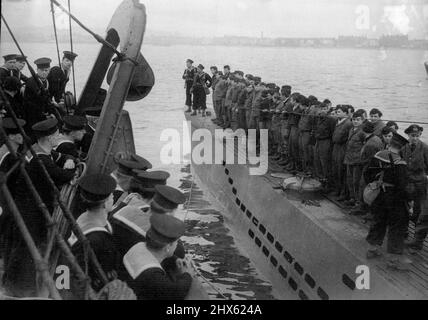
[178,165,276,300]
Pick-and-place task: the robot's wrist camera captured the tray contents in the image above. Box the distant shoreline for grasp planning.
[1,40,427,51]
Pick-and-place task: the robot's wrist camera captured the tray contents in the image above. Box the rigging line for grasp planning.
[68,0,77,100]
[50,1,62,67]
[1,15,50,96]
[189,255,231,300]
[50,0,139,66]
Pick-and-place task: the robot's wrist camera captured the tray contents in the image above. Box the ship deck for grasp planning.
[186,111,428,299]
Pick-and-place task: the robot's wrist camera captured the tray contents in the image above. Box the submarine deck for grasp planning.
[186,111,428,299]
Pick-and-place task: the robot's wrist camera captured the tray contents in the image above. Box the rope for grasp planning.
[68,0,77,100]
[50,1,61,67]
[189,255,231,300]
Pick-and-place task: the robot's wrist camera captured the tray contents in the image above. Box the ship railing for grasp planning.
[0,87,107,300]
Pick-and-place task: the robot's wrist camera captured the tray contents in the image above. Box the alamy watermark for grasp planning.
[159,121,269,176]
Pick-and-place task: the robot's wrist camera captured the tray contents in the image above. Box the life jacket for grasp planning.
[123,242,162,280]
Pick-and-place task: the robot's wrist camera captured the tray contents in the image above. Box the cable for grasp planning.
[50,0,139,66]
[50,1,61,67]
[68,0,77,100]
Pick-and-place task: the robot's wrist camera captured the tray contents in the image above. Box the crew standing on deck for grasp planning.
[191,64,212,117]
[183,59,196,113]
[0,54,17,85]
[48,51,78,107]
[350,121,384,216]
[365,134,411,270]
[331,105,353,197]
[401,125,428,253]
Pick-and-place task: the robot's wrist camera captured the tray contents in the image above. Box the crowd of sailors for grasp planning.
[0,53,197,299]
[183,59,428,270]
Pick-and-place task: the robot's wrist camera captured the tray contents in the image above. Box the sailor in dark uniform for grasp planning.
[111,154,152,204]
[122,213,194,300]
[3,118,76,297]
[110,170,170,257]
[182,59,196,113]
[67,174,121,295]
[0,118,26,196]
[114,184,187,277]
[12,55,29,85]
[191,64,212,117]
[0,119,26,265]
[0,54,17,85]
[23,58,55,138]
[1,76,25,119]
[365,133,411,271]
[47,51,78,104]
[55,115,87,159]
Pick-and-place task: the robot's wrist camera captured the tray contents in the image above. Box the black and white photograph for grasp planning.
[0,0,427,306]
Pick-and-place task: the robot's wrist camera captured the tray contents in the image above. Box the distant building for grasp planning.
[337,35,368,47]
[379,35,409,48]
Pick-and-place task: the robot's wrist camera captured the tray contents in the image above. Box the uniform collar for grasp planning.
[123,242,163,280]
[32,143,51,156]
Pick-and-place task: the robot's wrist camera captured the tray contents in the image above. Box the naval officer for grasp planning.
[68,174,121,294]
[0,54,17,85]
[23,57,55,137]
[48,51,78,104]
[122,213,194,300]
[55,115,87,159]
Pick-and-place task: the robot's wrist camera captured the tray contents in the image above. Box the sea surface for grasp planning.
[1,42,428,299]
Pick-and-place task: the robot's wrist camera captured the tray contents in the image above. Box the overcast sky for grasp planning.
[2,0,427,39]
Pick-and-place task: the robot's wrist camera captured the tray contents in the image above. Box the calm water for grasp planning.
[1,42,428,299]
